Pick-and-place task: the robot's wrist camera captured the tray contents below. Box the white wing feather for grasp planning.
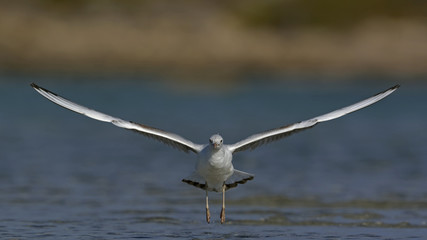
[31,83,204,153]
[227,85,399,153]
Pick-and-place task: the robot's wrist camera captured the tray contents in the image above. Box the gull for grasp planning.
[31,83,399,224]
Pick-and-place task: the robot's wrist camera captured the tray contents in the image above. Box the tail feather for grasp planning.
[225,169,254,190]
[182,169,254,191]
[182,172,207,190]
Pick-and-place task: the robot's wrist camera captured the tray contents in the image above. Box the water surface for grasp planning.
[1,76,426,239]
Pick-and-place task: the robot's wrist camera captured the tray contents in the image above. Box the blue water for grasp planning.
[1,75,426,239]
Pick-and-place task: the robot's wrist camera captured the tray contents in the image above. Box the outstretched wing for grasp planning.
[31,83,204,153]
[227,85,399,153]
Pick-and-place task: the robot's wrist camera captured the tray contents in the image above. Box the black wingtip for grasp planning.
[373,84,400,97]
[30,83,60,97]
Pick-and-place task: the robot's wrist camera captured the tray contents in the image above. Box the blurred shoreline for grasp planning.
[1,1,427,80]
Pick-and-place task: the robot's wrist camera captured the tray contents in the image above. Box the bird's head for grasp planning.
[209,134,223,150]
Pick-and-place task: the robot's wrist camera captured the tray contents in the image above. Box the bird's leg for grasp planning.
[220,184,226,224]
[205,187,210,223]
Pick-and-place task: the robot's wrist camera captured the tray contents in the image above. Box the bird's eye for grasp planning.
[220,140,223,143]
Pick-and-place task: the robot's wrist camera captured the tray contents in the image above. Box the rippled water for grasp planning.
[1,75,426,239]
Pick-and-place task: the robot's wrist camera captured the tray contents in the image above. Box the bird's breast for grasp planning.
[196,147,233,185]
[207,148,232,168]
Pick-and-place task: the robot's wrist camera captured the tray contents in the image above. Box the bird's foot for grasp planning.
[206,207,211,223]
[220,207,225,224]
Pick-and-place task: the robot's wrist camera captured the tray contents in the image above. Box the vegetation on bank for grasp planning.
[1,1,427,78]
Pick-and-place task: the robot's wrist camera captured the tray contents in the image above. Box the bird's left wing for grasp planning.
[227,85,399,153]
[31,83,204,153]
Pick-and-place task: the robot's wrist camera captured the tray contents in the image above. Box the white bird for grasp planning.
[31,83,399,224]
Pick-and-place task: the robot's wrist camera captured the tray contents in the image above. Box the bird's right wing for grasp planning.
[227,85,400,153]
[31,83,205,153]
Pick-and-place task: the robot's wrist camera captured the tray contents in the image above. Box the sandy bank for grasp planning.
[1,2,427,78]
